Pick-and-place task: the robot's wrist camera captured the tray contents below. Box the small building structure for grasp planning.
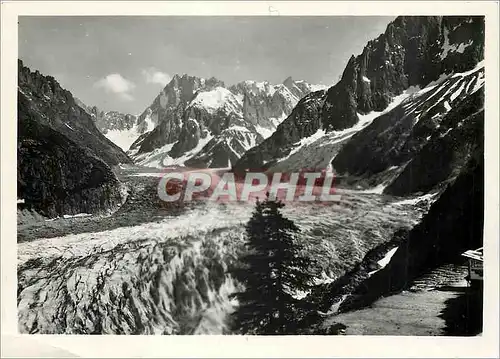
[461,247,483,288]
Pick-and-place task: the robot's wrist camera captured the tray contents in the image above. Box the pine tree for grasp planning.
[231,197,315,334]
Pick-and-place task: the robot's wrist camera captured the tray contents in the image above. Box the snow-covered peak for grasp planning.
[295,80,329,93]
[188,87,243,114]
[273,83,299,103]
[231,80,276,97]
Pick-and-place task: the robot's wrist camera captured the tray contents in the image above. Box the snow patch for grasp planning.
[452,60,484,78]
[377,247,398,268]
[449,81,466,102]
[440,128,453,138]
[270,87,418,171]
[106,127,143,151]
[62,213,92,219]
[422,73,452,93]
[189,87,241,114]
[254,125,275,139]
[368,247,399,277]
[443,101,452,112]
[149,132,215,168]
[133,142,176,168]
[278,128,326,163]
[358,183,387,194]
[227,125,250,133]
[128,172,166,178]
[440,28,473,60]
[392,192,438,206]
[308,84,329,92]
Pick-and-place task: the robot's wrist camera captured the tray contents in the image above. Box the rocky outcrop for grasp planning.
[17,61,127,217]
[130,74,225,156]
[228,78,324,131]
[384,88,484,195]
[129,75,321,168]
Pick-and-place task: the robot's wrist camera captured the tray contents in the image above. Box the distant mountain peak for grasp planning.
[282,76,295,87]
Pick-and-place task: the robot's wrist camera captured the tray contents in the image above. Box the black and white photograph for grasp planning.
[1,1,499,358]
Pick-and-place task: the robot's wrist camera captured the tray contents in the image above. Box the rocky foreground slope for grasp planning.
[128,74,325,168]
[320,142,484,317]
[18,61,128,217]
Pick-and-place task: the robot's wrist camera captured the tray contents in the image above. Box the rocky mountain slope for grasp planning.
[334,62,484,195]
[306,135,482,316]
[331,144,483,314]
[74,98,146,152]
[18,61,131,166]
[233,16,484,197]
[128,74,325,168]
[17,61,128,217]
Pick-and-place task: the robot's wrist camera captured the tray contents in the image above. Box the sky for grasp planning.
[19,16,395,114]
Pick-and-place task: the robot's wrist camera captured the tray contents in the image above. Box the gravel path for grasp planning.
[322,265,482,336]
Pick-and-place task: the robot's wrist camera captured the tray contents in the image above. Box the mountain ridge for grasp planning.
[233,15,484,199]
[128,73,326,168]
[17,60,128,217]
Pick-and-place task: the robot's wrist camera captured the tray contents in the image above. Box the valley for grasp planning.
[16,15,485,336]
[18,165,432,334]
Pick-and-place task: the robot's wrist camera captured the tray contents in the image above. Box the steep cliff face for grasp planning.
[233,16,484,182]
[383,86,483,195]
[18,96,124,218]
[18,61,131,166]
[322,16,483,131]
[17,61,126,218]
[129,75,322,168]
[332,62,484,194]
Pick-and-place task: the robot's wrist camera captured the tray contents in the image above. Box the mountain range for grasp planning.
[16,15,486,334]
[17,15,484,217]
[127,75,326,168]
[234,16,484,197]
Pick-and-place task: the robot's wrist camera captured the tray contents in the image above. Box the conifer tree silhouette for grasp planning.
[231,195,315,334]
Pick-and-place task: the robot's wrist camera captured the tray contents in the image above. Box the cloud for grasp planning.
[94,74,135,101]
[142,68,171,86]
